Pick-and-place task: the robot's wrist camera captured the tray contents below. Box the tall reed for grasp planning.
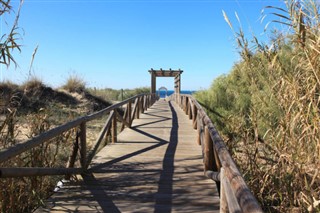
[196,1,320,211]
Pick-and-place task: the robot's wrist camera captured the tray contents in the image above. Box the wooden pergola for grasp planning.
[148,68,183,95]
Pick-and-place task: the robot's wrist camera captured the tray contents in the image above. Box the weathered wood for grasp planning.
[140,96,145,113]
[221,168,242,213]
[0,94,150,164]
[131,97,139,125]
[86,111,114,168]
[38,99,219,213]
[136,97,140,119]
[220,168,229,213]
[127,100,132,127]
[112,110,117,143]
[79,122,87,169]
[197,113,202,145]
[204,126,214,171]
[205,170,220,182]
[0,167,83,178]
[188,100,192,120]
[65,133,79,180]
[178,95,263,213]
[192,103,197,129]
[116,111,130,128]
[120,104,128,131]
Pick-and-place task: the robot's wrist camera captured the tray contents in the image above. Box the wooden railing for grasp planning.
[171,94,263,213]
[0,93,158,178]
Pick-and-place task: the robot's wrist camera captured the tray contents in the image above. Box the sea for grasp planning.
[157,90,195,98]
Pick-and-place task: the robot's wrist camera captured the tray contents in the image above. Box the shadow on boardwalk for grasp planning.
[154,101,178,213]
[36,100,219,212]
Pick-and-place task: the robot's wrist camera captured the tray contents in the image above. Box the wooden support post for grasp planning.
[204,126,214,171]
[112,110,117,143]
[128,100,132,127]
[188,101,192,120]
[79,122,87,170]
[140,96,145,113]
[131,97,139,125]
[65,130,79,180]
[147,95,150,108]
[186,98,189,115]
[144,95,147,109]
[197,113,202,145]
[136,97,140,119]
[193,104,197,129]
[220,168,228,213]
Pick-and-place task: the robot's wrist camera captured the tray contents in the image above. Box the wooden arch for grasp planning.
[148,68,183,95]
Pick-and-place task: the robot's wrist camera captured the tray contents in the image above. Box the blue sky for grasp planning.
[1,0,283,90]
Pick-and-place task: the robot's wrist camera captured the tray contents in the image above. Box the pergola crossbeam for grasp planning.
[148,68,183,96]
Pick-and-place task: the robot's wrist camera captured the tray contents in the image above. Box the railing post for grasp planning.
[112,110,117,143]
[136,97,140,119]
[192,104,197,129]
[128,100,132,127]
[188,100,192,120]
[204,126,214,171]
[220,167,228,213]
[197,113,202,145]
[65,129,79,180]
[140,96,145,113]
[79,122,87,170]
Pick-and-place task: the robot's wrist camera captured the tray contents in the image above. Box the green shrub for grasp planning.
[197,1,320,211]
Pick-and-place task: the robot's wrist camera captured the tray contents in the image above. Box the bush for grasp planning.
[196,1,320,212]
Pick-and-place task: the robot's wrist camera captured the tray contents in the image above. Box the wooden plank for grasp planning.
[79,122,87,169]
[220,168,228,213]
[221,168,242,213]
[204,126,214,171]
[112,110,117,143]
[39,100,220,213]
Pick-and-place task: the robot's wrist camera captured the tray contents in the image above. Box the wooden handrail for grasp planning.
[0,93,158,178]
[171,94,263,213]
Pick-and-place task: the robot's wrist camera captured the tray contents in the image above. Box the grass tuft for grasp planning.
[62,75,86,93]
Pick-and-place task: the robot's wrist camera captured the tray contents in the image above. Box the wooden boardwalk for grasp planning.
[38,100,220,212]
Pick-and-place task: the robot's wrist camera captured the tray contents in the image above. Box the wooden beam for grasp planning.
[79,122,87,169]
[0,94,147,164]
[192,103,197,129]
[112,110,117,143]
[116,111,130,128]
[204,126,214,171]
[221,167,242,213]
[205,170,220,182]
[220,167,229,213]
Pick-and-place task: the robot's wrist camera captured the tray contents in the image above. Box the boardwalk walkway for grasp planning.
[38,100,220,212]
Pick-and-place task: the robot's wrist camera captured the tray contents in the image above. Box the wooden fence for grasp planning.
[0,92,263,212]
[0,93,158,178]
[171,94,263,213]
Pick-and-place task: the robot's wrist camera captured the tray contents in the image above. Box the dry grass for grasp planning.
[0,81,114,212]
[196,1,320,212]
[61,75,86,93]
